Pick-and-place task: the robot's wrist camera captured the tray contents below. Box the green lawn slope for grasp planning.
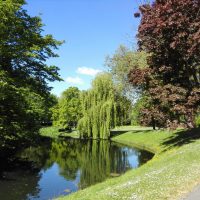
[56,127,200,200]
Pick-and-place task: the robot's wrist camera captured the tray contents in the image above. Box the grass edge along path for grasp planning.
[56,126,200,200]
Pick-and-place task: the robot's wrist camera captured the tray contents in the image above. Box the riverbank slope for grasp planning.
[56,127,200,200]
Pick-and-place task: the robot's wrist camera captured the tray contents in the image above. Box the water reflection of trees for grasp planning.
[137,150,154,166]
[0,158,42,200]
[2,138,153,199]
[32,140,152,188]
[48,139,81,180]
[20,139,138,189]
[45,139,138,189]
[78,140,111,188]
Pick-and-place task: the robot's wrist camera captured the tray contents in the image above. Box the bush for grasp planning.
[195,114,200,127]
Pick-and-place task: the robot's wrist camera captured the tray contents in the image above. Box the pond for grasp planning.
[0,138,153,200]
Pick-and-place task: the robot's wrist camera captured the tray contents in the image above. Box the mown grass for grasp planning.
[39,126,79,139]
[56,127,200,200]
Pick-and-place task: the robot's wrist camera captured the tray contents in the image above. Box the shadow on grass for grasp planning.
[162,128,200,150]
[58,129,73,137]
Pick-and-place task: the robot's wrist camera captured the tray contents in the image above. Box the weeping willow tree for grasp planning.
[78,73,132,139]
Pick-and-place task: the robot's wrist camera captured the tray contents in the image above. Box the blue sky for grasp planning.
[25,0,141,96]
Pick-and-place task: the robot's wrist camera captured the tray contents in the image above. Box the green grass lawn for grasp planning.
[56,126,200,200]
[39,126,79,139]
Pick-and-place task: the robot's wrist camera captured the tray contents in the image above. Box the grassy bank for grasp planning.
[39,126,79,139]
[56,127,200,200]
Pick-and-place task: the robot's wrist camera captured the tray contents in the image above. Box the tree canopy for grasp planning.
[129,0,200,129]
[51,87,82,129]
[106,45,148,99]
[78,73,132,139]
[0,0,62,148]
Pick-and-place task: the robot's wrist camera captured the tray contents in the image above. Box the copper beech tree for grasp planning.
[129,0,200,129]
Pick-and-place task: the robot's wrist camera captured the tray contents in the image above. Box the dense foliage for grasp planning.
[0,0,62,148]
[129,0,200,129]
[78,73,132,139]
[106,45,148,98]
[106,45,153,127]
[51,87,82,129]
[131,96,149,126]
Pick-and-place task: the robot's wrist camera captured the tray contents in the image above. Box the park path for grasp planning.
[181,184,200,200]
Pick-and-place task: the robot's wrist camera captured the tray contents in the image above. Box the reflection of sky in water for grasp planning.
[28,163,80,200]
[128,155,138,168]
[0,140,153,200]
[28,146,142,199]
[122,147,139,169]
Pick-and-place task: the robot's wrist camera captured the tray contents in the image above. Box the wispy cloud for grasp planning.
[65,76,84,85]
[77,67,102,76]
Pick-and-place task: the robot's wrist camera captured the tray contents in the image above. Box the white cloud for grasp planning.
[65,76,84,85]
[77,67,102,76]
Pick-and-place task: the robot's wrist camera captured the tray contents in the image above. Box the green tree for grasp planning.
[0,0,62,148]
[42,94,58,125]
[106,45,148,97]
[52,87,82,129]
[78,73,132,139]
[131,96,148,126]
[106,45,149,125]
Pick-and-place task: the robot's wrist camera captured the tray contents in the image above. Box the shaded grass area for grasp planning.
[56,127,200,200]
[162,128,200,150]
[39,126,79,139]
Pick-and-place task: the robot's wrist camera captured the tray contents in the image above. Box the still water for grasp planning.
[0,139,153,200]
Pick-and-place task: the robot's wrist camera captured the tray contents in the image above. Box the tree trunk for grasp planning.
[152,117,156,130]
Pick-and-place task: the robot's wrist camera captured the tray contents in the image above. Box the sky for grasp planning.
[25,0,141,96]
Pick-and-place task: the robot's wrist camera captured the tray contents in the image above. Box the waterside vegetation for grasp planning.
[1,0,200,199]
[57,127,200,200]
[40,126,79,139]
